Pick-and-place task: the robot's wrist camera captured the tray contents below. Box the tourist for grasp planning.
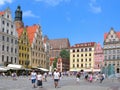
[30,70,37,88]
[100,73,105,83]
[53,69,60,88]
[37,72,43,88]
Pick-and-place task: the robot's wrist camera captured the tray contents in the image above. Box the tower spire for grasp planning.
[14,5,24,29]
[15,5,22,21]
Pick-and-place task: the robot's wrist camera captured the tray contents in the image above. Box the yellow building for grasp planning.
[17,28,31,68]
[70,42,96,72]
[15,6,46,69]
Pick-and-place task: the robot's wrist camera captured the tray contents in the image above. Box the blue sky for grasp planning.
[0,0,120,46]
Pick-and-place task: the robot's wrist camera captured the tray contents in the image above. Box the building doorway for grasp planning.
[117,68,119,73]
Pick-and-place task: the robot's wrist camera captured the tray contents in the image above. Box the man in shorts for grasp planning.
[31,70,37,88]
[53,69,60,88]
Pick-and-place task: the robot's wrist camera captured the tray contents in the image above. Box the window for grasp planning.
[81,49,83,52]
[11,39,13,43]
[85,59,87,62]
[7,30,9,34]
[89,48,92,51]
[85,48,87,51]
[15,40,18,44]
[7,15,9,18]
[11,25,13,28]
[77,59,79,62]
[81,64,83,67]
[77,49,79,52]
[2,55,4,62]
[81,59,83,62]
[105,56,107,60]
[7,46,9,52]
[15,48,17,53]
[81,54,83,57]
[2,36,5,41]
[2,28,4,32]
[7,37,9,42]
[2,20,4,24]
[89,58,91,61]
[7,23,9,27]
[113,55,115,59]
[11,57,13,63]
[15,57,16,63]
[77,64,79,67]
[2,45,4,51]
[11,47,13,53]
[7,56,9,62]
[77,54,79,57]
[85,54,87,56]
[89,53,91,56]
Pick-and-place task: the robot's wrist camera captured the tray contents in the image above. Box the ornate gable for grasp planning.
[104,28,120,43]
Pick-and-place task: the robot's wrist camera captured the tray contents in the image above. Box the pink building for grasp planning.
[94,43,104,70]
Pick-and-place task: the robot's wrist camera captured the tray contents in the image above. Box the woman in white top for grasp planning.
[53,69,60,88]
[37,72,43,88]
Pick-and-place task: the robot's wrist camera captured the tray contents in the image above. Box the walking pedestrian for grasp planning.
[37,72,43,88]
[30,70,37,88]
[100,73,105,83]
[53,69,60,88]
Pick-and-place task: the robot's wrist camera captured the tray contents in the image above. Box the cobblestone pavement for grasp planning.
[0,76,120,90]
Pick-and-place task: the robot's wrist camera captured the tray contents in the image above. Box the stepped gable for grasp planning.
[26,24,39,44]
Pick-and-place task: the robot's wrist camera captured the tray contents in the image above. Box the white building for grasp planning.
[0,8,18,66]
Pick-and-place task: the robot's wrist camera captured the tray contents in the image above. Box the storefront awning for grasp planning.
[7,64,24,70]
[0,66,8,71]
[38,68,49,71]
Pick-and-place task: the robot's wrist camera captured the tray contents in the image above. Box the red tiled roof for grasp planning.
[17,24,39,45]
[104,32,120,40]
[26,25,39,44]
[0,11,5,16]
[17,28,24,38]
[71,42,96,48]
[49,38,70,49]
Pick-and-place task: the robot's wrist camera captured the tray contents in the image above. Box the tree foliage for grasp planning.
[53,58,57,69]
[60,49,69,59]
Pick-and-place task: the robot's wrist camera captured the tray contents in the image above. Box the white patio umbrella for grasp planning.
[0,67,8,71]
[38,68,49,71]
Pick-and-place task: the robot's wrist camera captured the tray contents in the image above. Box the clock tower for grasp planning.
[14,5,24,29]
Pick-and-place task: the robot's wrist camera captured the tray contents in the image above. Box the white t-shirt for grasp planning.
[31,72,37,79]
[53,72,60,79]
[37,74,42,80]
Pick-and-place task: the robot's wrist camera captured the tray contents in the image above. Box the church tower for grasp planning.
[14,5,24,29]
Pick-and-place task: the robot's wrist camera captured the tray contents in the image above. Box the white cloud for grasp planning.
[0,0,13,6]
[23,10,39,18]
[89,0,102,14]
[35,0,71,7]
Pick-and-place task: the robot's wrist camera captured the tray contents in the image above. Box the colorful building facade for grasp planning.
[0,8,18,66]
[104,28,120,73]
[94,43,104,71]
[49,38,70,71]
[70,42,96,72]
[15,6,46,68]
